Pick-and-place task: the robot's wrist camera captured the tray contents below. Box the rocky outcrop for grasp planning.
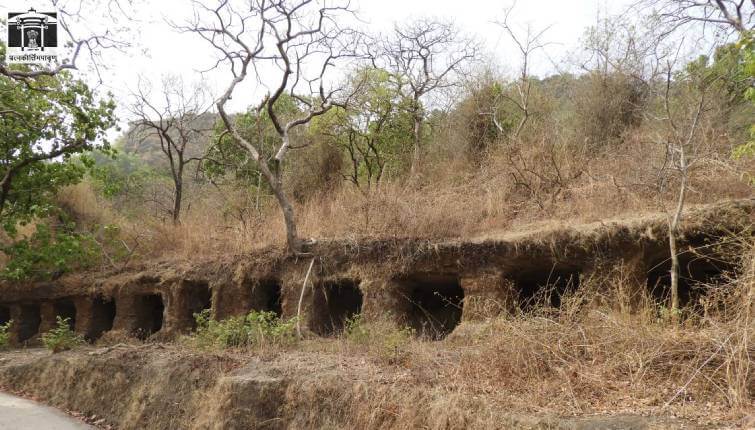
[1,199,751,345]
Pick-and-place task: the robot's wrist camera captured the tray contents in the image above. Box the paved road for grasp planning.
[0,392,92,429]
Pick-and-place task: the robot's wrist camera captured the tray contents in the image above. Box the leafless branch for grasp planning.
[180,0,361,253]
[378,18,479,175]
[0,0,137,83]
[128,75,212,224]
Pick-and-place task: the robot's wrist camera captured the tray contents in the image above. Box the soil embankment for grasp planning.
[0,200,752,429]
[0,345,736,430]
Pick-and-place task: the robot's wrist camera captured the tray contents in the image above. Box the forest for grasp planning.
[1,1,752,276]
[0,1,753,427]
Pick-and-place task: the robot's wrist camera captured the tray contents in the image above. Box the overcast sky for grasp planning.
[5,0,636,123]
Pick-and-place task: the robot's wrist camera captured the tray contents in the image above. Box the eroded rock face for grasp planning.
[0,200,751,344]
[0,345,720,430]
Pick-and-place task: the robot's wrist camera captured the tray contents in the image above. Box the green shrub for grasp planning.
[1,223,101,281]
[0,321,12,349]
[381,325,415,362]
[41,317,85,353]
[191,309,298,350]
[345,314,415,364]
[344,314,371,344]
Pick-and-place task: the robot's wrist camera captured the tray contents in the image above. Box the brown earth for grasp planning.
[0,343,747,430]
[0,199,752,429]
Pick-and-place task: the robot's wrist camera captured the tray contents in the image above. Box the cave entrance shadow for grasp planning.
[399,274,464,340]
[17,304,41,343]
[88,297,116,342]
[511,265,581,311]
[0,305,10,326]
[53,299,77,330]
[185,281,212,330]
[133,294,164,339]
[311,280,363,336]
[646,251,731,309]
[251,279,283,316]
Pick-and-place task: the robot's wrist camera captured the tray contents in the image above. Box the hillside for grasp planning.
[119,112,218,169]
[0,0,753,429]
[0,200,752,429]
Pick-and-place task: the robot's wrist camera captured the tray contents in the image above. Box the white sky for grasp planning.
[4,0,636,124]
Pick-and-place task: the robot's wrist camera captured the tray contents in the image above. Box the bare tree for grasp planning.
[637,0,752,314]
[0,0,135,82]
[494,4,552,139]
[651,57,713,314]
[381,19,478,176]
[0,1,134,220]
[183,0,361,253]
[640,0,754,35]
[129,76,211,225]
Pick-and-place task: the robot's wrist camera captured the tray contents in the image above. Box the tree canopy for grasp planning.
[0,43,116,234]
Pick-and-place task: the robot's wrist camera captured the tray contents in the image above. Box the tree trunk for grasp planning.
[171,163,184,225]
[410,111,422,177]
[513,109,528,140]
[216,106,302,254]
[259,160,301,254]
[255,171,262,215]
[172,179,182,225]
[668,224,680,312]
[0,170,13,217]
[746,243,754,325]
[270,178,301,253]
[668,146,688,319]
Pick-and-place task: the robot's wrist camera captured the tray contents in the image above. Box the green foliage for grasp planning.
[311,67,415,188]
[41,317,85,353]
[685,43,751,104]
[0,223,101,281]
[0,160,86,235]
[88,148,169,216]
[0,320,12,349]
[0,47,117,231]
[655,305,684,324]
[204,93,301,185]
[734,32,755,161]
[343,313,370,343]
[344,314,415,364]
[90,150,152,198]
[190,309,298,350]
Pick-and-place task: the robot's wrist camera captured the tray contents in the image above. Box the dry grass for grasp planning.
[40,168,755,425]
[31,77,750,276]
[51,140,752,264]
[330,250,754,424]
[441,310,751,416]
[0,252,750,428]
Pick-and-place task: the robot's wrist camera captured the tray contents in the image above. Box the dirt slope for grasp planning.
[0,343,746,430]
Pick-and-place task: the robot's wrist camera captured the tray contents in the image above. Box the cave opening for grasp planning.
[311,279,363,336]
[0,305,10,326]
[133,294,164,339]
[17,304,41,343]
[251,279,283,316]
[512,266,581,310]
[400,274,464,340]
[185,281,212,330]
[53,298,77,330]
[646,252,729,308]
[88,297,116,342]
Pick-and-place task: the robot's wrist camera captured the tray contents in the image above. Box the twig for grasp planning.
[663,333,733,408]
[296,258,316,338]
